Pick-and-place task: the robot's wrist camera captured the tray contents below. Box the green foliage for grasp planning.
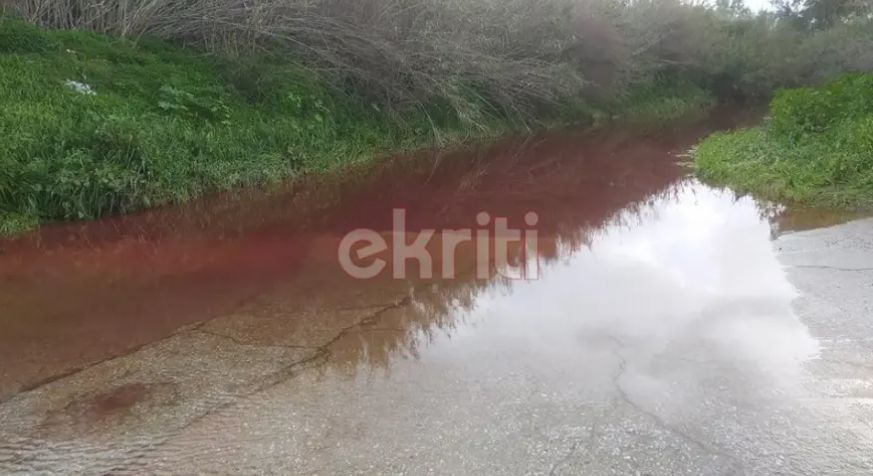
[4,0,871,236]
[695,73,873,209]
[770,74,873,139]
[612,76,716,124]
[0,15,56,53]
[0,212,38,236]
[0,17,549,235]
[157,85,232,124]
[773,0,871,30]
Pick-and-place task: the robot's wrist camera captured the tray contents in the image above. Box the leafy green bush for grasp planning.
[695,73,873,209]
[769,74,873,140]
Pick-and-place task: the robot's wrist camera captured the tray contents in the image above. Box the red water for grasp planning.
[0,109,760,399]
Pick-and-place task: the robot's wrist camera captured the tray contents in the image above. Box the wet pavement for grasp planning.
[1,111,872,474]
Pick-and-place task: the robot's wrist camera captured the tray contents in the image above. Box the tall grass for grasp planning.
[0,16,515,235]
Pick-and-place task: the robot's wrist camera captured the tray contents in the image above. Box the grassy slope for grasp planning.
[0,18,714,236]
[695,73,873,209]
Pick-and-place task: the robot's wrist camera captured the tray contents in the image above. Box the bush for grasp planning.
[4,0,869,117]
[770,74,873,140]
[695,73,873,209]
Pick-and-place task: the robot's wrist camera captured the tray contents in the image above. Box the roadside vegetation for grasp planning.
[695,0,873,209]
[1,0,872,234]
[0,17,475,235]
[696,73,873,209]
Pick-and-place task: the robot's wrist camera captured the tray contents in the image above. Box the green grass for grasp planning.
[0,17,505,234]
[612,76,716,125]
[695,73,873,209]
[0,17,717,236]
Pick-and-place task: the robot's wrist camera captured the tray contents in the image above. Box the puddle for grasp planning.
[0,109,775,397]
[1,108,870,474]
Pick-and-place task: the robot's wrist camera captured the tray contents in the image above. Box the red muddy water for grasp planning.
[0,109,761,399]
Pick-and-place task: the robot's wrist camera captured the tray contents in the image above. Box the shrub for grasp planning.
[770,74,873,140]
[4,0,869,119]
[696,73,873,209]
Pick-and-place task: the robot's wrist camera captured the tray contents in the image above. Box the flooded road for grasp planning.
[1,111,872,474]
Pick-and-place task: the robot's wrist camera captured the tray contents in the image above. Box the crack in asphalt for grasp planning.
[546,414,602,475]
[57,294,416,474]
[351,326,406,333]
[193,328,316,351]
[1,294,414,475]
[792,265,873,273]
[156,295,413,430]
[0,291,269,405]
[2,333,188,406]
[2,295,410,405]
[547,440,580,476]
[817,357,873,372]
[604,335,744,474]
[546,417,601,475]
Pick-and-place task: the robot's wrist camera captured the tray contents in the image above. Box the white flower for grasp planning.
[64,80,97,96]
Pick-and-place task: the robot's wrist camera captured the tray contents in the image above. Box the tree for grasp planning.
[772,0,872,29]
[716,0,751,15]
